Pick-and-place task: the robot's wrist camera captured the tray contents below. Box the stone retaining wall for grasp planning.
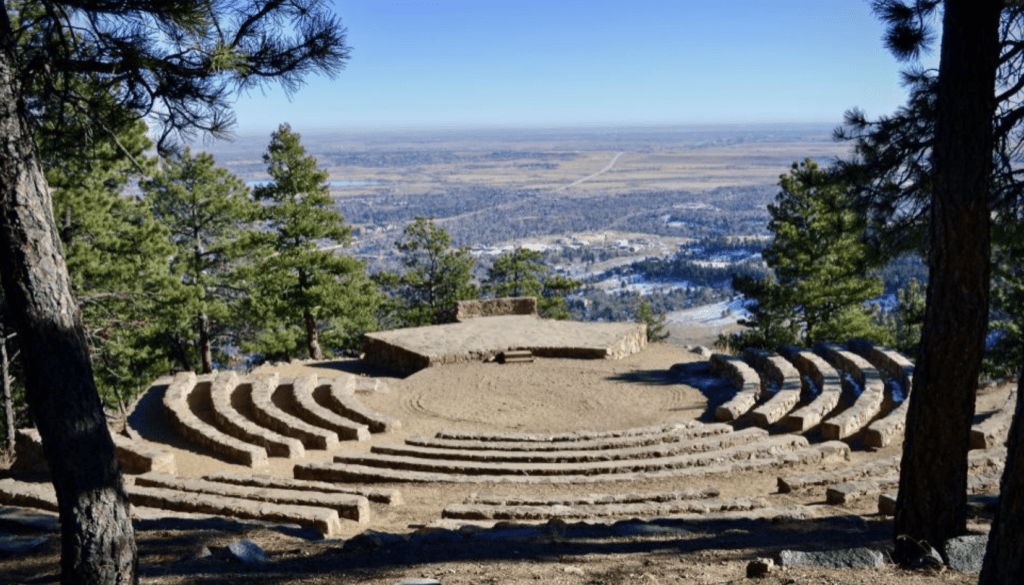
[455,297,537,320]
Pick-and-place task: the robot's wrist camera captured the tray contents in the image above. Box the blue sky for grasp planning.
[228,0,931,134]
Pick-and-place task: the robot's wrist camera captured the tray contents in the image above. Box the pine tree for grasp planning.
[486,247,580,319]
[0,2,350,582]
[142,148,258,373]
[243,124,378,362]
[486,248,545,299]
[389,218,478,327]
[732,159,885,349]
[636,298,670,342]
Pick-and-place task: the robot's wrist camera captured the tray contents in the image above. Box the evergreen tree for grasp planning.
[46,118,178,413]
[539,274,582,320]
[243,124,377,362]
[486,247,580,319]
[636,298,670,342]
[389,218,478,327]
[0,2,350,582]
[486,248,545,299]
[142,148,258,373]
[732,159,886,348]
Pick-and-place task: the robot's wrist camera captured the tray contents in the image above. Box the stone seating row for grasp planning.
[971,390,1017,449]
[203,471,402,505]
[293,441,849,484]
[442,496,769,521]
[163,370,396,467]
[164,372,269,468]
[0,476,354,538]
[368,427,770,464]
[777,347,842,432]
[743,349,803,428]
[710,354,762,422]
[814,344,887,440]
[330,433,808,477]
[463,486,721,506]
[433,421,700,443]
[405,422,733,452]
[210,371,306,459]
[133,472,369,522]
[14,428,176,476]
[877,477,1004,516]
[779,446,1006,498]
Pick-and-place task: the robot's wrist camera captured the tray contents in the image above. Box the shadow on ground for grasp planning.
[129,514,893,583]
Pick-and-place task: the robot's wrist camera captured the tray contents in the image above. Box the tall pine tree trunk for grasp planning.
[198,312,213,373]
[1,327,14,453]
[979,363,1024,582]
[0,11,137,585]
[304,309,324,360]
[893,0,1001,561]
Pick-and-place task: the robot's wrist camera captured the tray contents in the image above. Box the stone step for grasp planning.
[287,375,371,441]
[319,380,402,433]
[877,476,1003,516]
[405,423,733,452]
[779,347,843,432]
[248,372,339,450]
[203,471,402,505]
[500,350,534,364]
[433,421,700,443]
[126,484,343,538]
[330,434,811,477]
[209,371,305,459]
[778,455,901,493]
[370,427,769,464]
[294,441,849,484]
[463,487,720,506]
[443,496,769,521]
[133,472,369,522]
[162,371,269,468]
[971,390,1016,449]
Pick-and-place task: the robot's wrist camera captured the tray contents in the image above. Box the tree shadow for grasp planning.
[134,514,895,582]
[663,361,738,423]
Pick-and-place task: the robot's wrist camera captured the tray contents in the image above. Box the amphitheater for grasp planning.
[0,299,1016,575]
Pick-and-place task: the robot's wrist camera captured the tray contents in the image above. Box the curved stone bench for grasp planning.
[434,422,699,443]
[204,471,402,505]
[463,487,721,507]
[328,434,810,477]
[744,350,802,428]
[778,347,842,432]
[815,345,886,440]
[971,390,1017,449]
[134,472,369,522]
[443,496,769,521]
[777,454,901,493]
[294,441,849,484]
[248,373,339,450]
[406,423,734,452]
[709,354,762,422]
[370,427,769,464]
[319,381,401,434]
[848,341,915,447]
[127,484,343,538]
[209,371,305,459]
[110,433,176,475]
[162,371,269,468]
[287,375,371,441]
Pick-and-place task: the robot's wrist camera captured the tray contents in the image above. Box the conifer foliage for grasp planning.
[731,159,885,348]
[243,124,378,362]
[485,247,580,319]
[142,148,257,373]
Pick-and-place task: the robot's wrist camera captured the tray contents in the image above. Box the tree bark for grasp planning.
[979,364,1024,582]
[304,309,324,360]
[198,312,213,373]
[0,8,137,585]
[893,0,1001,562]
[1,327,14,453]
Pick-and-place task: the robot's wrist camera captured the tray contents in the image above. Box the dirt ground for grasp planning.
[0,340,1009,585]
